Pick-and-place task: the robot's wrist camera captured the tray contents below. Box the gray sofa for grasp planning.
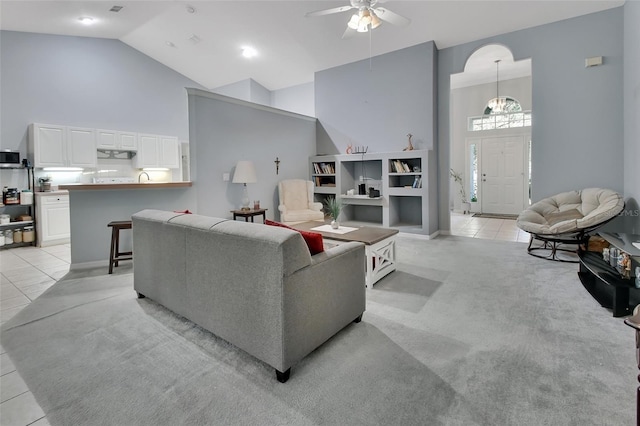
[132,209,366,382]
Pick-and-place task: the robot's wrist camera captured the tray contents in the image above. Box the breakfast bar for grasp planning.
[59,182,195,268]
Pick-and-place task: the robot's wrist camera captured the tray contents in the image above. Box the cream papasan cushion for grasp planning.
[516,188,624,236]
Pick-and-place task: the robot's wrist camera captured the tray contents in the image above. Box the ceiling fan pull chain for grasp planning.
[369,24,373,70]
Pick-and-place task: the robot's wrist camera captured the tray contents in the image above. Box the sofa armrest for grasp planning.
[280,241,366,370]
[309,202,323,211]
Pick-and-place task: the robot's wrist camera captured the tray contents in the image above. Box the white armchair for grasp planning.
[278,179,325,225]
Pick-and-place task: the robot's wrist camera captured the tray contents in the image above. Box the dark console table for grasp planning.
[578,233,640,317]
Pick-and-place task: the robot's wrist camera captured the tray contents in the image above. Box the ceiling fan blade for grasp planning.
[373,7,411,27]
[305,5,354,18]
[342,26,357,39]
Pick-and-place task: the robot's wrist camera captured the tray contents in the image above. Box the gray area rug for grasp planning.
[1,236,635,425]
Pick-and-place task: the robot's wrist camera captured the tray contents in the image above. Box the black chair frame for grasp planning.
[525,204,624,263]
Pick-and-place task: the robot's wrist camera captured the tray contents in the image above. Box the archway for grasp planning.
[449,44,532,239]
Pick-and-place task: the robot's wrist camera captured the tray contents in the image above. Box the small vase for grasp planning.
[331,220,339,229]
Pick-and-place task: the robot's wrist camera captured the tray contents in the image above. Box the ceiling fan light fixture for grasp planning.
[347,14,359,29]
[357,21,369,32]
[370,12,381,29]
[360,9,371,22]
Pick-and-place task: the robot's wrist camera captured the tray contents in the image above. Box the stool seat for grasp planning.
[108,220,133,274]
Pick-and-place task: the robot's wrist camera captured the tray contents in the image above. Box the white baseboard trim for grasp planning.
[69,260,109,270]
[399,230,441,240]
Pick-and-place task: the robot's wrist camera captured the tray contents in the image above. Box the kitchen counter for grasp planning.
[35,190,69,196]
[59,182,192,190]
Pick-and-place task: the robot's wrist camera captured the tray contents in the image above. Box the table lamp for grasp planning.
[232,160,257,210]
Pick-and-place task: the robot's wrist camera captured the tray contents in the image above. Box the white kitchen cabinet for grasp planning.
[36,193,70,247]
[29,123,97,168]
[30,124,65,167]
[67,127,97,167]
[159,136,180,168]
[97,129,138,151]
[135,134,160,168]
[134,134,179,169]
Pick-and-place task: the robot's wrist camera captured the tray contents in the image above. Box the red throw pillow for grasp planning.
[265,219,324,255]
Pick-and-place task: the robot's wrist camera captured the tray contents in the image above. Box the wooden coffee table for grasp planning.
[292,221,398,289]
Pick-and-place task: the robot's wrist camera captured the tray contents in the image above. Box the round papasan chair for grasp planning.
[516,188,624,262]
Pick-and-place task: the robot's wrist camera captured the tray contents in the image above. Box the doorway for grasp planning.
[450,44,532,218]
[468,135,528,215]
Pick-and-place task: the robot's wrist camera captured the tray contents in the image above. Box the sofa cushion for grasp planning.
[544,209,583,226]
[265,219,324,255]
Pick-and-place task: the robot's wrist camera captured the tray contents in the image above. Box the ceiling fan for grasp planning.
[306,0,411,39]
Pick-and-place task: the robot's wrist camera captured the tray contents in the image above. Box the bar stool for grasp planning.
[108,220,133,274]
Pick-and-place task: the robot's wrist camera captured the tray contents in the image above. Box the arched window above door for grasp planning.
[483,96,521,115]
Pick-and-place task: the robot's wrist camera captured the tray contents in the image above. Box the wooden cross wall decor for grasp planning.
[274,157,280,174]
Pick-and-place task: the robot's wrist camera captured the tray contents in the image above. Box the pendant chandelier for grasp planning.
[483,59,517,115]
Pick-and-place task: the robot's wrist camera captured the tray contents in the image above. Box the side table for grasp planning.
[231,208,268,223]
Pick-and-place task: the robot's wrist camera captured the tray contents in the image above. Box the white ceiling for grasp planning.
[0,1,625,91]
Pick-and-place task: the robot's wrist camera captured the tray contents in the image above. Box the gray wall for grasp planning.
[438,7,624,232]
[624,0,640,234]
[0,31,205,153]
[212,78,272,107]
[213,79,315,116]
[315,42,437,155]
[187,89,316,221]
[271,82,315,117]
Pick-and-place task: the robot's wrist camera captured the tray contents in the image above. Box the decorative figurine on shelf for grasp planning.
[621,252,632,279]
[603,247,610,262]
[403,133,414,151]
[636,267,640,289]
[346,144,353,154]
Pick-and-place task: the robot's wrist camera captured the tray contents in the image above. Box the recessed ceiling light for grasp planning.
[166,41,176,48]
[242,46,257,59]
[188,34,201,45]
[186,5,196,14]
[109,6,123,12]
[78,17,95,25]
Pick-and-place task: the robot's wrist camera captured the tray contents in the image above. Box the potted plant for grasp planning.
[324,196,343,229]
[470,195,479,213]
[38,175,52,192]
[450,169,470,214]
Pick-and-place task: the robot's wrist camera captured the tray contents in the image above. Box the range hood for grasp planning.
[97,149,137,160]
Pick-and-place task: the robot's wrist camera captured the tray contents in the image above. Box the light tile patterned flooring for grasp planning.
[1,244,70,426]
[0,218,527,425]
[450,212,530,243]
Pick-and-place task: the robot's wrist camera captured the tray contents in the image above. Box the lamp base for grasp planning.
[240,184,251,211]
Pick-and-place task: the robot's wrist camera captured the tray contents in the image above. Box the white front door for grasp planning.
[480,136,525,215]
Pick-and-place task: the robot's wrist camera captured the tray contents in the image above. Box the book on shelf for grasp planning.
[313,162,335,174]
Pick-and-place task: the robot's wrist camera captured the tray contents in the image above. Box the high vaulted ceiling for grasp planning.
[0,1,625,91]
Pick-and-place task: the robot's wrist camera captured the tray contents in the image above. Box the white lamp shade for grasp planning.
[232,160,257,184]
